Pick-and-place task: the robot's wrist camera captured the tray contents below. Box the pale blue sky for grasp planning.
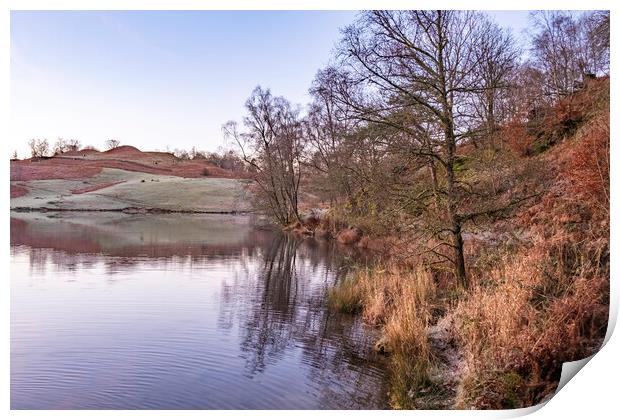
[10,10,531,157]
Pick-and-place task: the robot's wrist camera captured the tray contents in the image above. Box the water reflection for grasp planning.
[231,234,388,408]
[11,212,388,409]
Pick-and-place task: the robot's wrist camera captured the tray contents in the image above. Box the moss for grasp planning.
[453,155,470,172]
[530,136,553,155]
[501,372,525,409]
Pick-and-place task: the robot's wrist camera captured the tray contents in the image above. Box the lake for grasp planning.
[10,212,389,409]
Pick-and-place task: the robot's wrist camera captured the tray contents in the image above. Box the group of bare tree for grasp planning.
[531,11,610,98]
[28,138,81,158]
[170,146,248,172]
[22,138,120,159]
[226,10,609,286]
[224,87,305,225]
[53,138,82,155]
[27,139,51,158]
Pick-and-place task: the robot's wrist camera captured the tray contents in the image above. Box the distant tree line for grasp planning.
[18,137,249,175]
[22,138,104,159]
[24,138,79,158]
[171,146,249,173]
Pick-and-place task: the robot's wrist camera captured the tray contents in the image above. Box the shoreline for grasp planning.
[10,206,252,215]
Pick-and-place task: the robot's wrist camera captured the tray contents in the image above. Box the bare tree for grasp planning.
[583,11,610,75]
[224,86,305,225]
[53,138,66,155]
[470,20,520,149]
[173,149,190,160]
[530,11,609,99]
[105,139,121,150]
[28,138,50,158]
[66,138,81,151]
[205,149,248,172]
[304,68,361,205]
[326,10,534,286]
[192,150,207,160]
[53,138,82,155]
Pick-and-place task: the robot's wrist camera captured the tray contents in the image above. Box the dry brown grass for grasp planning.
[328,77,609,410]
[567,113,610,217]
[452,99,609,408]
[453,243,608,408]
[328,275,364,314]
[383,269,434,408]
[329,265,436,408]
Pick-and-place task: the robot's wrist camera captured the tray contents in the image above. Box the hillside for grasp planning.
[324,76,610,409]
[10,146,253,213]
[450,77,610,408]
[11,145,245,183]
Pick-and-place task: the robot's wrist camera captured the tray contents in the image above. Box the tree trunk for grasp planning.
[444,123,468,287]
[452,220,468,287]
[428,158,440,212]
[487,93,497,150]
[435,12,467,287]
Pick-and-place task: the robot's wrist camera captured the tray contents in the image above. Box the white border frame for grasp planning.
[3,2,617,420]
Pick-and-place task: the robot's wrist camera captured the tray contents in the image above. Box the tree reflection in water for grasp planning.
[11,212,389,409]
[222,232,390,408]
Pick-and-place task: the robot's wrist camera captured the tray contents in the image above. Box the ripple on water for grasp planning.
[11,213,389,409]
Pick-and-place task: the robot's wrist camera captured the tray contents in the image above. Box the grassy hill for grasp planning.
[10,146,252,213]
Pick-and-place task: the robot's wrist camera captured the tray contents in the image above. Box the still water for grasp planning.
[10,212,389,409]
